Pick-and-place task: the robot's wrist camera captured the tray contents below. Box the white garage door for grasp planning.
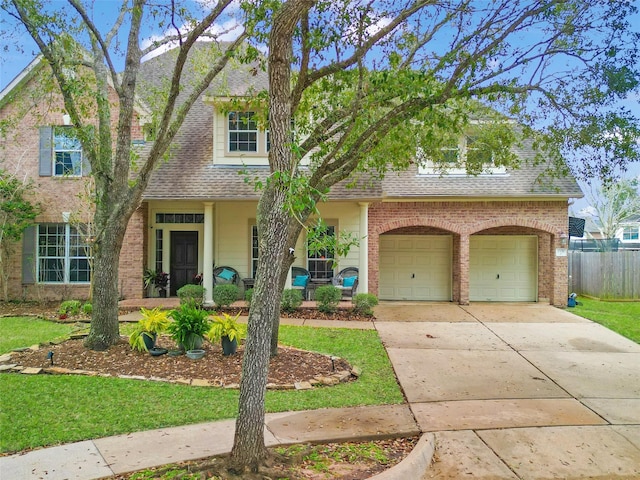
[470,235,537,302]
[379,235,452,301]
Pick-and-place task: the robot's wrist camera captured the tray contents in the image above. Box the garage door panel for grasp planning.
[470,235,537,302]
[379,235,452,301]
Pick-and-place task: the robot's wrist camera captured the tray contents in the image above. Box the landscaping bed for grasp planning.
[6,337,356,389]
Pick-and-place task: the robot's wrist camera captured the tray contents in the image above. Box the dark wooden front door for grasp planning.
[170,231,198,296]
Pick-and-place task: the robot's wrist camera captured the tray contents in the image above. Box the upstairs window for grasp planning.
[417,135,506,176]
[228,111,258,152]
[39,126,90,177]
[54,127,83,176]
[622,226,639,241]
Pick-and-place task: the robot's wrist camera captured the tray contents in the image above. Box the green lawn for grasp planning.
[0,321,402,454]
[571,298,640,344]
[0,317,78,353]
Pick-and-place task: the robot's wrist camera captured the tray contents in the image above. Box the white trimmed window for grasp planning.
[418,136,506,176]
[251,225,259,278]
[228,111,258,152]
[54,127,83,176]
[307,225,335,279]
[38,224,91,283]
[622,226,639,241]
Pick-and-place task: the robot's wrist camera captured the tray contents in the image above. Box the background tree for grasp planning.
[230,0,639,471]
[2,0,247,350]
[0,168,40,301]
[580,177,640,243]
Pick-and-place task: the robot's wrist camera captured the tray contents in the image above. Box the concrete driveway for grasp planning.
[373,302,640,479]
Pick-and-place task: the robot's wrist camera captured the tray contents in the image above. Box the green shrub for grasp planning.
[352,293,379,316]
[58,300,81,316]
[177,284,205,306]
[315,285,342,313]
[281,288,303,313]
[244,288,254,307]
[81,302,93,315]
[213,284,239,308]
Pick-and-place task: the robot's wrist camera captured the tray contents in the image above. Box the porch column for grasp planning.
[203,202,214,305]
[358,202,369,293]
[459,233,470,305]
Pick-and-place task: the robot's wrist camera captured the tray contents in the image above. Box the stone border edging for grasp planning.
[0,347,361,390]
[367,433,435,480]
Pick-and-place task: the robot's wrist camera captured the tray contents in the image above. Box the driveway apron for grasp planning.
[373,302,640,479]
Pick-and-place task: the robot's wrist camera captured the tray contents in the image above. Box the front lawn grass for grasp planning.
[0,322,402,454]
[0,317,77,353]
[571,298,640,344]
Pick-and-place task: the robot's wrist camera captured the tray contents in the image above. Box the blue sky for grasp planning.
[1,2,638,213]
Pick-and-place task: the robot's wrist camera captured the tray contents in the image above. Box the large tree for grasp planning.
[581,177,640,240]
[2,0,247,350]
[230,0,639,471]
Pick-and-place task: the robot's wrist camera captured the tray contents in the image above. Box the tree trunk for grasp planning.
[230,184,290,471]
[230,0,314,470]
[270,223,303,356]
[83,214,127,351]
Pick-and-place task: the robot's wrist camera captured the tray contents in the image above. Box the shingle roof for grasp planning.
[382,140,583,198]
[139,43,582,202]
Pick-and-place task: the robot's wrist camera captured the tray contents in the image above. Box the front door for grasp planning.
[170,231,198,296]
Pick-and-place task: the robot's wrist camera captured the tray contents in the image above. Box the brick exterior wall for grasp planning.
[368,200,569,306]
[118,203,147,300]
[0,64,145,302]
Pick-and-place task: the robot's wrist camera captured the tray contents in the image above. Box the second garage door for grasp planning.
[470,235,537,302]
[379,235,452,301]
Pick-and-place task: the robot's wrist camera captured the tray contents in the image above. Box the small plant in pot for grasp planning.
[207,312,245,355]
[168,300,211,355]
[129,307,171,352]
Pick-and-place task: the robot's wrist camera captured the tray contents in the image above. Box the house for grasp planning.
[570,214,640,251]
[0,44,583,307]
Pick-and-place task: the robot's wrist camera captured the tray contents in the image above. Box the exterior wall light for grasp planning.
[559,232,568,247]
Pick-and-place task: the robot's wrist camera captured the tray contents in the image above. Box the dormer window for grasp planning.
[417,135,506,176]
[228,111,258,152]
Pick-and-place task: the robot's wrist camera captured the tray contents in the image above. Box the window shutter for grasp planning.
[22,226,37,284]
[39,126,53,176]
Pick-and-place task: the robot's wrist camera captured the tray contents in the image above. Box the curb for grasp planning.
[368,433,435,480]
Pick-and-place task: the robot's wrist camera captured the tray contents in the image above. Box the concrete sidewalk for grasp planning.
[1,404,421,479]
[2,302,640,479]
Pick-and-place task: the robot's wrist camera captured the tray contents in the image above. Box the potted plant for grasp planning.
[143,268,170,298]
[207,312,244,355]
[167,300,211,353]
[129,307,171,352]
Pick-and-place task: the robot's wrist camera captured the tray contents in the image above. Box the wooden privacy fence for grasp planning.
[569,251,640,300]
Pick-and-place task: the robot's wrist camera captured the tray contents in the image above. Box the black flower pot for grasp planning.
[142,332,157,351]
[221,336,238,356]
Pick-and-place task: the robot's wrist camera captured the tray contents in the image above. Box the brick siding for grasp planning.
[0,65,145,302]
[368,201,569,306]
